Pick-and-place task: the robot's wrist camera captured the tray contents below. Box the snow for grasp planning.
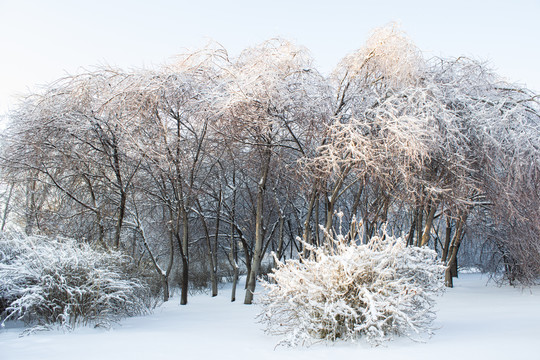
[1,274,539,360]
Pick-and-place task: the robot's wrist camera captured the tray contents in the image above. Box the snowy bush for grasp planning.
[0,232,151,331]
[258,225,445,346]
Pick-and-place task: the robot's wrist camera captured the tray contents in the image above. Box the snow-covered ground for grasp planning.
[1,273,539,360]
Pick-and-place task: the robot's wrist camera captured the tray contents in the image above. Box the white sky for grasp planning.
[1,0,539,115]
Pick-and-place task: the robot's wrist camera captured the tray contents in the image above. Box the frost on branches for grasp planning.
[258,224,445,346]
[0,233,151,333]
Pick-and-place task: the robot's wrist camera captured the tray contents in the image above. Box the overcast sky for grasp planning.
[1,0,539,115]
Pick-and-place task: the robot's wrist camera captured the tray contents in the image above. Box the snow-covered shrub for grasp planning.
[258,225,445,346]
[0,232,151,331]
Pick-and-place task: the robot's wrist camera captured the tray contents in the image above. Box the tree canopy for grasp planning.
[1,25,539,308]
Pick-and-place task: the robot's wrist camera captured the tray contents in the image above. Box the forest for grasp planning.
[0,24,539,330]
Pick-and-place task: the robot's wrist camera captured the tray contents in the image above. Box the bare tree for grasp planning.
[220,39,332,304]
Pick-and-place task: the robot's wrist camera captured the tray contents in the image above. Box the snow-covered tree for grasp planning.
[221,38,332,304]
[2,69,143,248]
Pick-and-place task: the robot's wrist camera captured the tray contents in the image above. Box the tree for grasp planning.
[126,48,228,304]
[1,70,143,248]
[221,39,332,304]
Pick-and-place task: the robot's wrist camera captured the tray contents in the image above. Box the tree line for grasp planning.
[1,25,539,305]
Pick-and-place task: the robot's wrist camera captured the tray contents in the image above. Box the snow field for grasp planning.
[1,273,539,360]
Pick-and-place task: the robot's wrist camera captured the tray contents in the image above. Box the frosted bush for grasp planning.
[258,226,445,346]
[0,232,151,332]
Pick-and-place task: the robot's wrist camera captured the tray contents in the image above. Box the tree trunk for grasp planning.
[229,173,239,302]
[244,183,266,303]
[445,214,467,287]
[230,223,239,302]
[235,225,252,290]
[350,182,364,223]
[95,209,106,249]
[415,207,424,247]
[231,264,239,302]
[180,252,189,305]
[163,230,175,302]
[139,220,173,303]
[161,275,170,302]
[302,186,317,250]
[25,178,37,236]
[114,189,126,249]
[1,182,14,232]
[287,219,297,258]
[244,149,271,305]
[420,203,437,247]
[325,195,335,236]
[179,208,190,305]
[211,188,222,297]
[314,198,320,246]
[198,207,217,297]
[324,166,350,235]
[112,139,126,250]
[83,175,106,249]
[441,217,452,263]
[276,214,285,262]
[406,208,417,246]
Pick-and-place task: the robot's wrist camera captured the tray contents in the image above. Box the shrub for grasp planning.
[258,225,445,346]
[0,232,151,331]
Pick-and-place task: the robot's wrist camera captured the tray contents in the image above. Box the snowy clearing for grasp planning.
[1,273,539,360]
